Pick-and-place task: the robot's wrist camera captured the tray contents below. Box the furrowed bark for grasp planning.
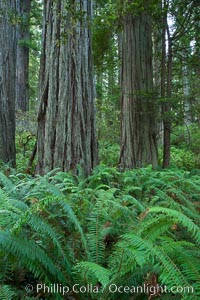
[0,0,16,166]
[36,0,98,176]
[119,12,158,169]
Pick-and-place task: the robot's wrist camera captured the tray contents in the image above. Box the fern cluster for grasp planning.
[0,166,199,299]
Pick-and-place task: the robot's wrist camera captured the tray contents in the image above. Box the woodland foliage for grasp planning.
[0,165,199,299]
[0,0,200,299]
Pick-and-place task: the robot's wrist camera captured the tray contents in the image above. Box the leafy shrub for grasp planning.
[169,125,200,169]
[171,124,200,155]
[158,146,200,170]
[170,146,198,169]
[15,111,37,172]
[99,142,120,166]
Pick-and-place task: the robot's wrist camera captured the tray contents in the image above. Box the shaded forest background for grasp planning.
[0,0,200,173]
[0,0,200,299]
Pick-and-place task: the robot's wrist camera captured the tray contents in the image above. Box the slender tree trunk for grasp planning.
[16,0,31,112]
[36,0,98,176]
[0,0,16,166]
[152,3,163,146]
[119,12,158,169]
[118,33,122,88]
[193,10,200,126]
[161,2,172,169]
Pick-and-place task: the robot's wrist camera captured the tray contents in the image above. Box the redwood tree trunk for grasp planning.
[119,12,158,169]
[36,0,98,176]
[16,0,31,112]
[0,0,16,166]
[161,2,172,169]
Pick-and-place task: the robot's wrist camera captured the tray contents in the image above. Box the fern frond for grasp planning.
[0,285,16,300]
[74,261,110,287]
[25,215,72,277]
[58,200,89,259]
[138,215,175,241]
[0,173,16,194]
[0,189,28,229]
[122,194,145,212]
[120,233,192,289]
[87,221,105,265]
[176,249,200,284]
[0,231,66,283]
[30,177,64,198]
[149,207,200,244]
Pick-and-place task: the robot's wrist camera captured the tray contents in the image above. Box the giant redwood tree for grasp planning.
[36,0,98,175]
[119,4,158,169]
[0,0,16,166]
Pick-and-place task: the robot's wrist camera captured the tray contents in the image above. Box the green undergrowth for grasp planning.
[0,165,199,299]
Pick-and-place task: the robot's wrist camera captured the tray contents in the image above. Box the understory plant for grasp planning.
[0,165,199,299]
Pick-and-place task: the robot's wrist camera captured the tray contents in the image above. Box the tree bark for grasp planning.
[161,2,172,169]
[36,0,98,176]
[119,12,158,169]
[15,0,31,112]
[0,0,16,166]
